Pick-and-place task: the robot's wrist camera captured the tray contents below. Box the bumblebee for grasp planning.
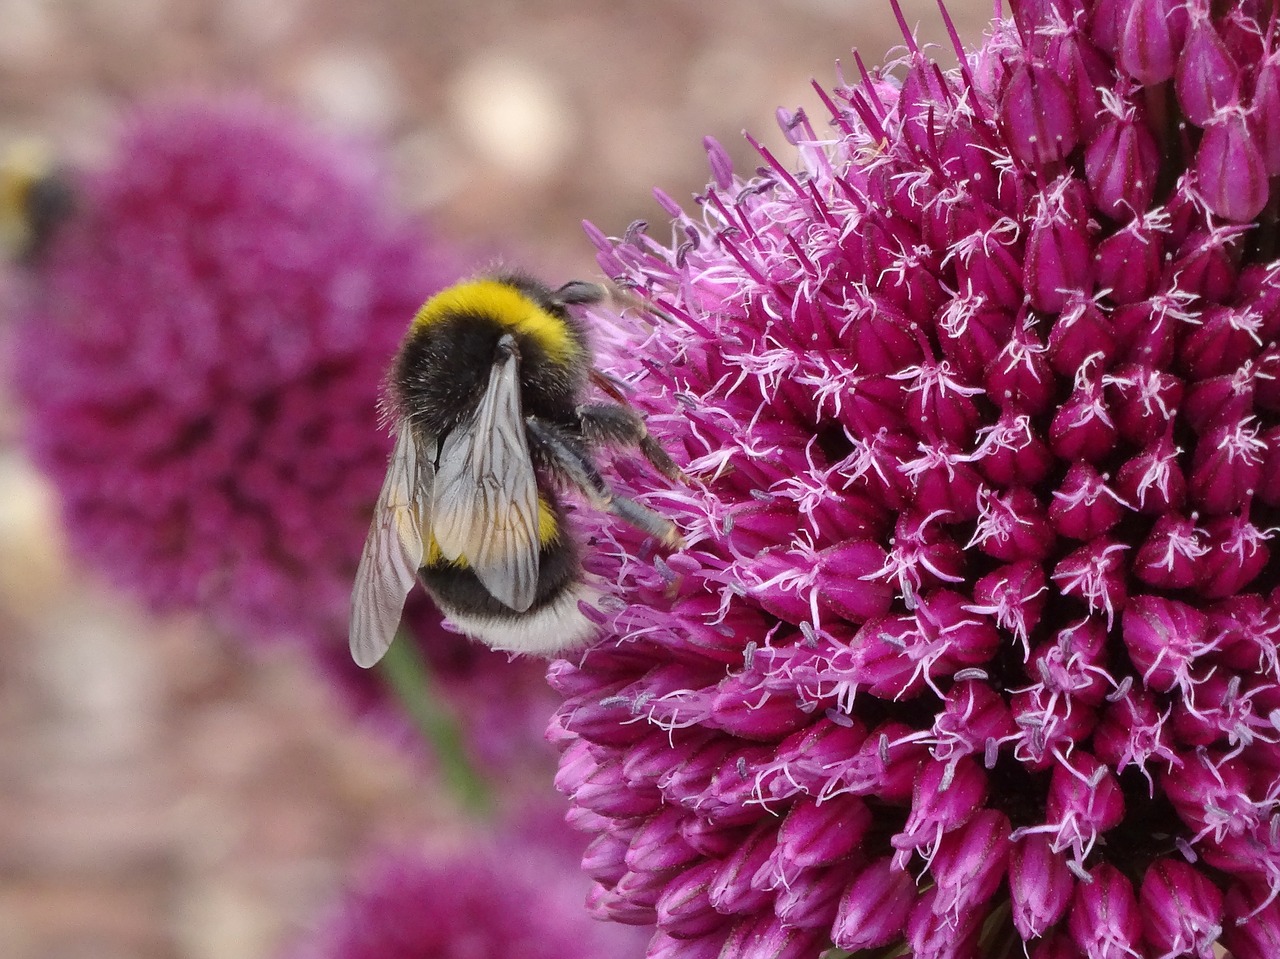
[0,139,73,261]
[349,273,684,667]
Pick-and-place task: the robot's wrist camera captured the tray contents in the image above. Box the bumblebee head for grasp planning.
[410,275,592,373]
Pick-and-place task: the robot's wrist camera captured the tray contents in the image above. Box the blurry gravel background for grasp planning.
[0,1,990,957]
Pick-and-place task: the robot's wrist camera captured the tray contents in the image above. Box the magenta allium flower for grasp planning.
[282,840,642,959]
[11,96,457,645]
[551,2,1280,957]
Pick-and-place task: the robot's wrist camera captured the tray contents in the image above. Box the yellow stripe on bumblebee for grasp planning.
[411,279,584,367]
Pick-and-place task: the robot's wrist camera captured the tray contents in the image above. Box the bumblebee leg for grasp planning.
[576,402,685,483]
[526,416,684,549]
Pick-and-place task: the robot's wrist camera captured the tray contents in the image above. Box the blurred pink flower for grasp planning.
[550,1,1280,957]
[13,95,455,646]
[282,832,646,959]
[7,95,567,778]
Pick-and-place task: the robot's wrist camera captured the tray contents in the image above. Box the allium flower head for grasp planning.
[282,842,639,959]
[552,2,1280,957]
[11,96,457,644]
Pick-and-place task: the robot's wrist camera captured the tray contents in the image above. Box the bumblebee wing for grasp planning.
[349,425,432,668]
[431,341,541,612]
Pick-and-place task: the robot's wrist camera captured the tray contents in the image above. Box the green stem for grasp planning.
[377,628,493,816]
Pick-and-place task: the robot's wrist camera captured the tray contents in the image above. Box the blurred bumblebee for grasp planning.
[0,139,73,262]
[350,274,685,667]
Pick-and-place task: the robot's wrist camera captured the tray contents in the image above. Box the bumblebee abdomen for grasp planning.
[420,531,582,620]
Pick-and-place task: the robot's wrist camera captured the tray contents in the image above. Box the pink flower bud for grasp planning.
[1049,372,1119,463]
[1162,753,1256,844]
[930,809,1011,919]
[1093,215,1166,302]
[1010,833,1075,938]
[1119,0,1189,85]
[625,807,700,873]
[1033,618,1111,706]
[1090,0,1127,53]
[1133,512,1208,589]
[1068,863,1143,958]
[1055,33,1109,140]
[1179,305,1266,380]
[1024,180,1094,313]
[1170,225,1244,303]
[969,488,1056,561]
[1093,686,1179,782]
[654,739,734,807]
[1104,365,1184,445]
[954,227,1026,309]
[907,886,983,959]
[1196,109,1269,223]
[969,561,1049,649]
[1198,513,1271,598]
[1140,857,1225,958]
[831,857,916,951]
[1085,100,1160,220]
[592,871,663,923]
[707,825,776,915]
[1115,438,1187,514]
[1112,300,1180,368]
[654,861,728,939]
[1182,370,1256,435]
[1175,17,1242,127]
[718,915,824,959]
[711,672,809,741]
[1170,668,1259,747]
[817,539,896,622]
[1122,595,1212,693]
[849,309,926,373]
[1252,54,1280,175]
[1052,537,1129,625]
[1049,463,1129,540]
[1223,886,1280,959]
[565,754,663,819]
[1048,297,1117,376]
[582,832,629,885]
[1210,594,1280,673]
[769,865,846,930]
[1045,752,1125,845]
[892,758,987,862]
[775,795,871,871]
[647,931,723,959]
[1188,417,1265,515]
[931,680,1017,763]
[973,412,1056,486]
[936,295,1017,381]
[1001,61,1080,165]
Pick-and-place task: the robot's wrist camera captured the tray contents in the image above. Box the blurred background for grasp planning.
[0,1,991,957]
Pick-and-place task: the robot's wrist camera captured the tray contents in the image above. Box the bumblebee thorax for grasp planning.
[392,280,589,436]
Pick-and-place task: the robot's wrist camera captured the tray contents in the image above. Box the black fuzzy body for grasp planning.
[390,273,591,443]
[421,525,582,619]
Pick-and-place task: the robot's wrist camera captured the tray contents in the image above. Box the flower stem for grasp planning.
[377,628,493,816]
